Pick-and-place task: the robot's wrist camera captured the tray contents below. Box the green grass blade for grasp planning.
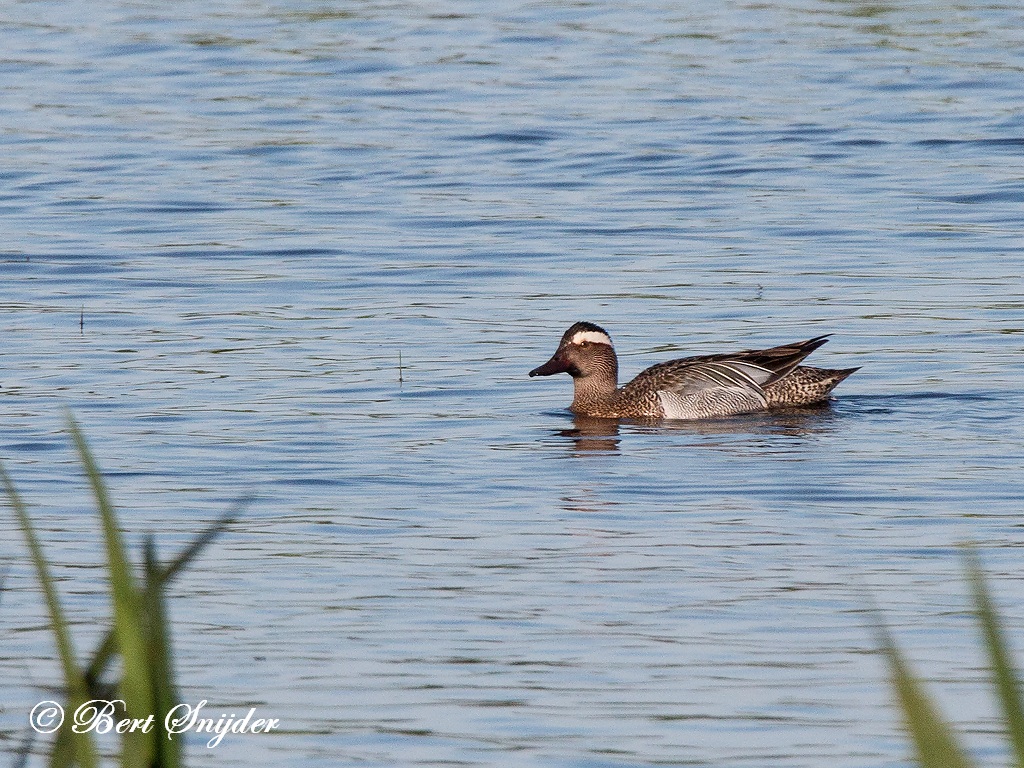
[1,461,99,768]
[873,616,976,768]
[144,536,182,768]
[965,548,1024,768]
[1,464,85,699]
[158,501,247,584]
[83,504,242,692]
[67,417,154,766]
[83,631,118,697]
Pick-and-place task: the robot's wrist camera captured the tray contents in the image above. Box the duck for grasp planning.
[529,321,859,419]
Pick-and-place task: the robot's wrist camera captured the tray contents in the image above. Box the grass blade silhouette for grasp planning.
[83,504,242,693]
[965,548,1024,768]
[2,462,99,768]
[144,536,183,768]
[67,417,155,767]
[873,614,975,768]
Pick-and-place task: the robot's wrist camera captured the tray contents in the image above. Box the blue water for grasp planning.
[2,1,1024,766]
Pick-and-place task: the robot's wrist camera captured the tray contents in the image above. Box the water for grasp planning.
[2,0,1024,765]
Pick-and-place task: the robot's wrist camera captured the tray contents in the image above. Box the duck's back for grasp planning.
[615,337,838,419]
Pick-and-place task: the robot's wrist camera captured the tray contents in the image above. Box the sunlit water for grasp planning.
[2,1,1024,766]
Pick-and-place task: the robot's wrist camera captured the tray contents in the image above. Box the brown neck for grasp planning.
[570,348,618,412]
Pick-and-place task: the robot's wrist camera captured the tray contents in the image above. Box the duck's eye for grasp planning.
[579,341,589,347]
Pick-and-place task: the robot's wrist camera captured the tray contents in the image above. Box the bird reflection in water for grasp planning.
[557,415,623,453]
[554,402,843,454]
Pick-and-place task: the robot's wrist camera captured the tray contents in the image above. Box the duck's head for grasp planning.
[529,322,616,379]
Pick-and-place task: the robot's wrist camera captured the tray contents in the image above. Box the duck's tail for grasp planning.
[764,365,860,407]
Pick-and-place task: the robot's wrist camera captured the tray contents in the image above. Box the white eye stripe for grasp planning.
[570,330,612,346]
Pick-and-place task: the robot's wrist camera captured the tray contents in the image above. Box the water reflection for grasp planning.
[556,414,623,453]
[552,404,843,454]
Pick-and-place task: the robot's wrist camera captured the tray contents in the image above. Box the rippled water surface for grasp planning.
[3,1,1024,766]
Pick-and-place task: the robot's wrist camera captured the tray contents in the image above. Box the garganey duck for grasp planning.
[529,322,859,419]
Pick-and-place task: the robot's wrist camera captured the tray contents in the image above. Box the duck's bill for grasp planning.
[529,354,569,377]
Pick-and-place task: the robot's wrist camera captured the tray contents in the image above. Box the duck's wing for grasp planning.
[646,359,774,418]
[715,335,832,380]
[631,336,831,419]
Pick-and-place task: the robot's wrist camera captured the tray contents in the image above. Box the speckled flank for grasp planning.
[763,366,859,407]
[530,322,859,420]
